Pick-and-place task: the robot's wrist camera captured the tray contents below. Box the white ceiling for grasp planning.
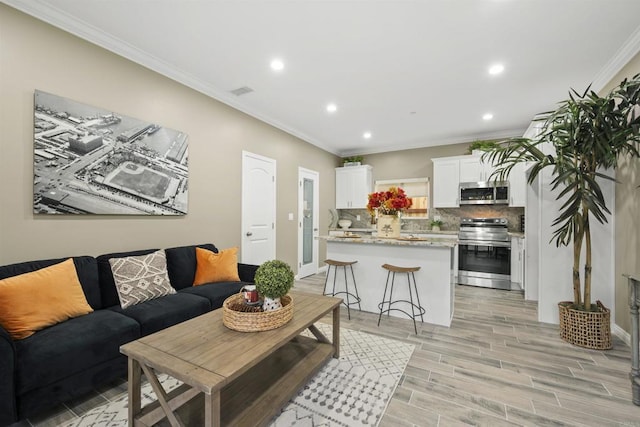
[6,0,640,156]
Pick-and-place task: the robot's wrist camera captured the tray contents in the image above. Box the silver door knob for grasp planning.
[246,232,253,236]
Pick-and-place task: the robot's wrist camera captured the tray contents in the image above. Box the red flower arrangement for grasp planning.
[367,186,413,216]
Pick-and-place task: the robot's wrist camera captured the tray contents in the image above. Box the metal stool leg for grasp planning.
[411,271,425,324]
[387,272,396,318]
[323,265,332,296]
[342,265,351,320]
[349,264,361,311]
[377,270,392,326]
[406,272,417,334]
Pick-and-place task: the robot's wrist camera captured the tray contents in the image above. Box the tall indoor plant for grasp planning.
[484,73,640,348]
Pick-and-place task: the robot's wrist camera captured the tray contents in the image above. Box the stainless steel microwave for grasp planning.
[459,181,509,205]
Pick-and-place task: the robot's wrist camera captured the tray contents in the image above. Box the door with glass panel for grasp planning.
[298,168,319,278]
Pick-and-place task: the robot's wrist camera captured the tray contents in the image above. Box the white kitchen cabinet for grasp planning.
[509,162,527,207]
[432,157,460,208]
[335,165,373,209]
[459,155,498,183]
[511,236,525,289]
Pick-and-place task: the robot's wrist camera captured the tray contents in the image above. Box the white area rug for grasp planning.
[62,324,414,427]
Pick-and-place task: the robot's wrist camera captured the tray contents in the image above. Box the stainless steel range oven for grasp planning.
[458,217,512,290]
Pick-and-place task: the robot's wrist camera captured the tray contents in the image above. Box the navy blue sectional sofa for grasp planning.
[0,243,257,426]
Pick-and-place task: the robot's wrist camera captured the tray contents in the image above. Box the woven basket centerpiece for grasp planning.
[223,293,293,332]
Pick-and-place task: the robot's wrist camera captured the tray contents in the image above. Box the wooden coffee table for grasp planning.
[120,291,341,427]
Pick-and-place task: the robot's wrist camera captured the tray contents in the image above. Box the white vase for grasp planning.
[263,296,282,311]
[377,214,400,238]
[432,225,441,232]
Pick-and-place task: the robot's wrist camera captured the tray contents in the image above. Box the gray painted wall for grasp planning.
[0,5,340,270]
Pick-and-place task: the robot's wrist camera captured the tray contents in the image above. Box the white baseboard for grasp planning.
[295,265,327,281]
[613,323,631,347]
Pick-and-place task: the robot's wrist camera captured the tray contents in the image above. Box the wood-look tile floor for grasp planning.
[19,274,639,427]
[296,274,640,427]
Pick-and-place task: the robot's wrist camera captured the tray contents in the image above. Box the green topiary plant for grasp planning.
[254,260,294,298]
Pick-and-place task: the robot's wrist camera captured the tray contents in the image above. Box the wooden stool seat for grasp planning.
[382,264,420,273]
[325,259,358,267]
[377,264,425,334]
[323,259,361,320]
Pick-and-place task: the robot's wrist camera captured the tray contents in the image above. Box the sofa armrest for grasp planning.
[238,263,259,283]
[0,326,17,425]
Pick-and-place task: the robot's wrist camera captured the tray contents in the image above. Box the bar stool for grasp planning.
[323,259,361,319]
[377,264,425,334]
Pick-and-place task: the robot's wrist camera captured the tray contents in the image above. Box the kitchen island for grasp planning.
[319,235,457,327]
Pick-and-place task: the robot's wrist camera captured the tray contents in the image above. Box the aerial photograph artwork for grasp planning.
[33,90,189,215]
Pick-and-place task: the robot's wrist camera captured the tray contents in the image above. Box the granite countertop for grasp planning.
[330,228,522,237]
[329,227,459,236]
[319,235,457,248]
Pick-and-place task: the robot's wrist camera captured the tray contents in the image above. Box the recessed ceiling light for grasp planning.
[270,59,284,71]
[483,113,494,121]
[363,132,372,139]
[488,64,504,75]
[326,103,337,113]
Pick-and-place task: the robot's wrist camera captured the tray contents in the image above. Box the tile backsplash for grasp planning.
[336,205,525,232]
[434,206,525,232]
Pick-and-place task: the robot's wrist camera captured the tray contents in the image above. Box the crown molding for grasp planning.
[339,127,527,157]
[3,0,341,156]
[592,24,640,92]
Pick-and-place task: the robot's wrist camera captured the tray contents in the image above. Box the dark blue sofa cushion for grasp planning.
[0,256,101,310]
[96,248,159,309]
[108,293,210,336]
[14,310,139,396]
[165,243,218,290]
[179,281,245,310]
[0,326,16,426]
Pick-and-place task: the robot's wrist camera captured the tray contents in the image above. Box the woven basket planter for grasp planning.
[223,293,293,332]
[558,301,612,350]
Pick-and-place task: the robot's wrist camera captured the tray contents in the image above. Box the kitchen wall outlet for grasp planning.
[288,213,294,220]
[356,215,361,221]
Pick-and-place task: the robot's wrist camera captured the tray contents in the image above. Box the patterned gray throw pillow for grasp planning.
[108,250,176,309]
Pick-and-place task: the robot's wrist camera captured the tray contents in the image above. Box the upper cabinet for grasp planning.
[459,155,498,183]
[508,162,526,207]
[432,154,526,208]
[432,157,460,208]
[335,165,373,209]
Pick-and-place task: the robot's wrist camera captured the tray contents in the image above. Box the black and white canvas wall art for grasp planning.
[33,90,188,215]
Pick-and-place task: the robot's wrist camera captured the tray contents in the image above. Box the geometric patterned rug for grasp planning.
[62,323,415,427]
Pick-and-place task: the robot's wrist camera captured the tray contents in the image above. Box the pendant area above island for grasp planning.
[319,235,458,327]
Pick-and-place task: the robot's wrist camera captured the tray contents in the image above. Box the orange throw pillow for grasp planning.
[193,247,240,285]
[0,258,93,340]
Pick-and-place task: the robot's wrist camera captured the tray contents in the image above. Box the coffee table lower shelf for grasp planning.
[135,335,335,427]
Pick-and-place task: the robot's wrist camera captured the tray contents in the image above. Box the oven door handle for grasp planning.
[459,240,511,248]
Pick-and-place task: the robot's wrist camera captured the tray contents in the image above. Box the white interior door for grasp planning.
[298,168,319,278]
[241,151,276,265]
